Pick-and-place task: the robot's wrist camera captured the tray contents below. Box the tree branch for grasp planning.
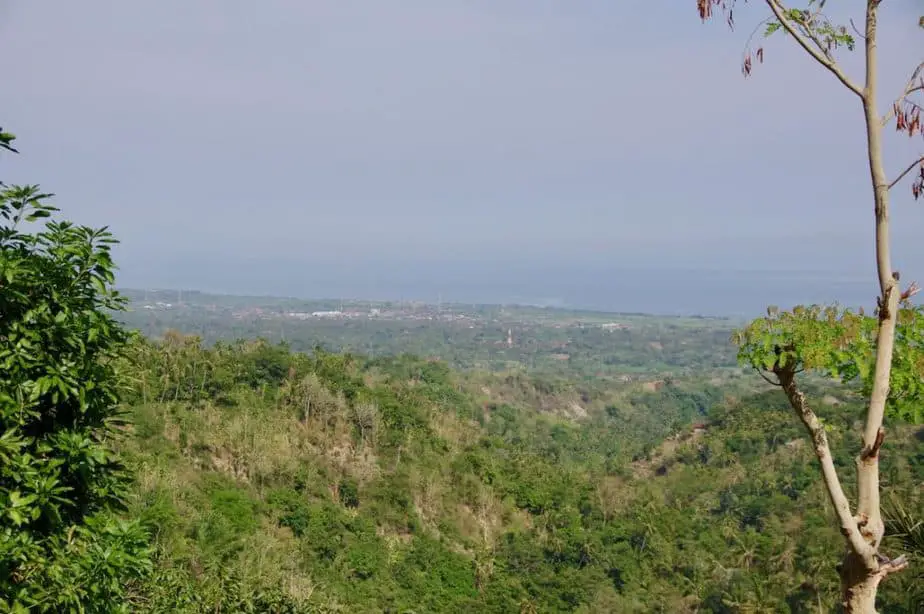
[753,366,782,386]
[888,155,924,190]
[764,0,865,98]
[881,61,924,126]
[774,366,875,562]
[900,280,921,302]
[874,554,908,583]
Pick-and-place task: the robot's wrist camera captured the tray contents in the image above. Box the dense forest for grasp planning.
[115,335,924,613]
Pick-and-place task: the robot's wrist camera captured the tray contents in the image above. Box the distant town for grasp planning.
[123,289,644,331]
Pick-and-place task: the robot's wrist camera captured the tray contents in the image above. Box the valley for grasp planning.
[109,292,923,612]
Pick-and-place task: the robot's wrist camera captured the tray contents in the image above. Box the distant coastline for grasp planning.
[117,265,879,320]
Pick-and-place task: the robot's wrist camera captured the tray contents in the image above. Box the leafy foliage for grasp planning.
[734,304,924,423]
[0,129,17,157]
[0,134,151,612]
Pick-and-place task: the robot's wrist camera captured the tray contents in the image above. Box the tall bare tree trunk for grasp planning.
[839,5,899,612]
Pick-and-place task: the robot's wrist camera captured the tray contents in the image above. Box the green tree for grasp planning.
[0,130,151,612]
[697,2,923,612]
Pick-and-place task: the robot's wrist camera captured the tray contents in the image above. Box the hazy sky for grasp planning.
[2,1,923,308]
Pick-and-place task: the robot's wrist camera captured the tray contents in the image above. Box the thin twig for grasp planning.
[882,61,924,126]
[802,9,841,61]
[741,16,775,69]
[887,155,924,191]
[754,366,782,387]
[763,0,864,98]
[849,18,866,41]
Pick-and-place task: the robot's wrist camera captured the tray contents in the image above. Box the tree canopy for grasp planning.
[0,132,151,612]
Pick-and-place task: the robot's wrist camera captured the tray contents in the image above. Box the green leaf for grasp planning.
[8,490,37,507]
[24,209,51,222]
[7,508,24,526]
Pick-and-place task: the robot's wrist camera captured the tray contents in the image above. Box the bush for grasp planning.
[339,478,360,508]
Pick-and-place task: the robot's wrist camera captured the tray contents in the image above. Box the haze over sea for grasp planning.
[7,4,924,322]
[7,3,922,321]
[120,260,875,318]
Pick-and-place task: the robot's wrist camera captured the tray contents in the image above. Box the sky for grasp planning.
[1,1,923,313]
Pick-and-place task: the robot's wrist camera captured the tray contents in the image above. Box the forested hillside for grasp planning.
[117,335,924,613]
